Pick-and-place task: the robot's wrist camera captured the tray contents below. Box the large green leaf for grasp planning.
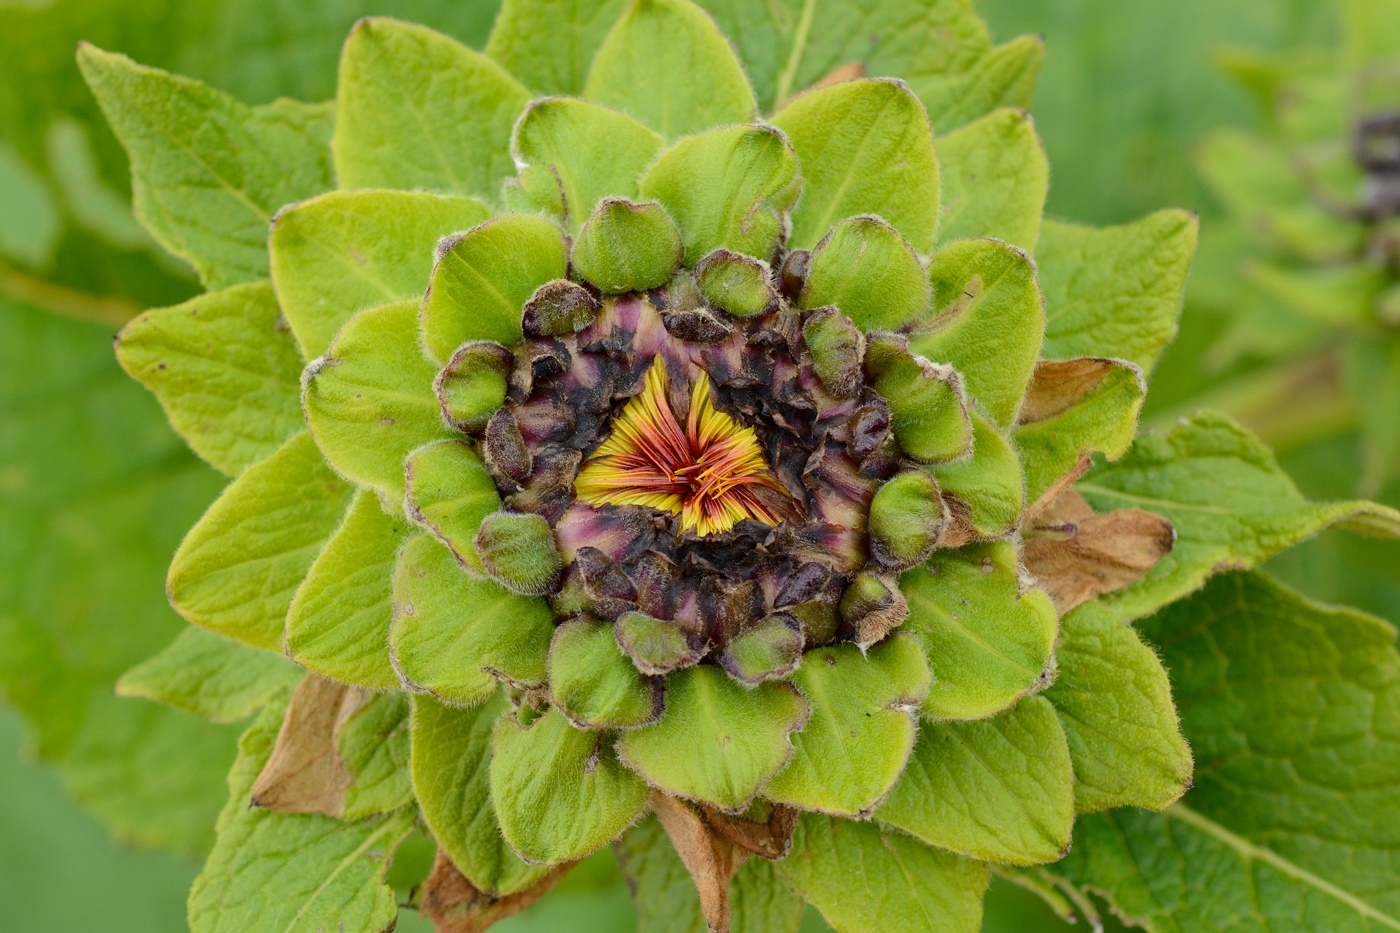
[284,488,411,690]
[335,692,413,820]
[777,813,989,933]
[1056,572,1400,930]
[116,626,302,725]
[1037,210,1198,372]
[188,696,415,933]
[584,0,757,139]
[410,692,551,897]
[933,107,1047,251]
[485,0,628,96]
[168,431,352,652]
[333,17,529,202]
[115,281,304,476]
[268,189,491,359]
[1044,601,1191,814]
[1077,412,1400,622]
[78,46,333,290]
[770,77,939,253]
[877,695,1074,865]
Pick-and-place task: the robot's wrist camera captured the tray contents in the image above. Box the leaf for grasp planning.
[334,691,413,820]
[485,0,629,96]
[639,125,800,267]
[269,189,491,359]
[933,107,1047,251]
[506,97,663,234]
[412,692,553,898]
[490,706,649,864]
[764,637,929,817]
[877,695,1074,865]
[115,281,305,477]
[549,618,661,729]
[390,534,553,704]
[1044,600,1191,814]
[404,439,502,576]
[915,34,1044,136]
[188,696,415,933]
[303,300,455,501]
[248,674,369,816]
[1348,335,1400,497]
[770,77,940,253]
[419,847,573,933]
[777,813,989,933]
[800,216,930,332]
[332,17,530,202]
[572,198,684,293]
[78,46,333,289]
[421,214,568,362]
[1037,210,1199,372]
[1076,411,1400,623]
[649,792,749,933]
[617,665,809,810]
[929,415,1024,540]
[168,431,352,652]
[117,626,302,725]
[285,488,413,690]
[0,140,60,267]
[616,815,805,933]
[0,298,238,854]
[911,237,1043,428]
[900,542,1057,721]
[864,335,974,464]
[1013,358,1145,506]
[584,0,757,140]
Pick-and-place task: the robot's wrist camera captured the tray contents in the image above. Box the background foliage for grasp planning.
[0,0,1388,930]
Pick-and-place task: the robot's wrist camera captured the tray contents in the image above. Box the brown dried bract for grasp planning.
[1023,488,1175,614]
[651,791,750,933]
[420,848,574,933]
[701,801,799,860]
[249,674,372,816]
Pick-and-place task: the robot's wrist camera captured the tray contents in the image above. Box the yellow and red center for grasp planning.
[574,358,791,537]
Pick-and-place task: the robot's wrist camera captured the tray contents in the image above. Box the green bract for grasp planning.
[83,1,1400,931]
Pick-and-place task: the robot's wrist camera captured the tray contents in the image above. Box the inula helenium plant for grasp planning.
[76,0,1400,930]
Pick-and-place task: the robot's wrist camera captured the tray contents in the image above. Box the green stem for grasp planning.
[0,260,140,328]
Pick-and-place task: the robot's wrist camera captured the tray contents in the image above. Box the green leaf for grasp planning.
[770,78,939,253]
[719,614,804,685]
[550,618,661,729]
[572,198,684,294]
[486,0,627,95]
[1,299,237,854]
[1246,260,1385,327]
[777,813,989,933]
[335,692,413,820]
[584,0,757,139]
[1077,411,1400,623]
[115,281,305,477]
[188,697,415,933]
[411,693,552,896]
[475,509,565,596]
[911,237,1043,428]
[506,97,663,234]
[436,341,514,431]
[268,189,491,359]
[332,17,530,201]
[1044,600,1191,814]
[117,626,302,725]
[390,534,552,704]
[1013,358,1146,506]
[1058,572,1400,930]
[616,816,805,933]
[1348,335,1400,496]
[78,46,333,289]
[617,665,809,810]
[800,216,930,332]
[1037,210,1199,371]
[421,214,568,362]
[491,706,649,864]
[0,141,59,267]
[867,469,944,571]
[916,34,1044,136]
[695,250,776,317]
[864,335,974,464]
[303,300,454,502]
[929,415,1024,539]
[284,488,412,690]
[168,431,352,652]
[639,125,799,266]
[877,695,1074,865]
[765,636,929,817]
[403,439,502,575]
[901,542,1057,721]
[934,107,1047,251]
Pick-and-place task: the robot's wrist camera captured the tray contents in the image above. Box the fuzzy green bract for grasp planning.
[84,1,1400,931]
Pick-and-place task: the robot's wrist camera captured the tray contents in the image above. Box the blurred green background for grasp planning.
[0,0,1382,930]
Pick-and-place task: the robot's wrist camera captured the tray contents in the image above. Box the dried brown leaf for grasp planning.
[701,802,798,860]
[651,791,749,933]
[1017,358,1123,425]
[420,848,573,933]
[249,674,372,816]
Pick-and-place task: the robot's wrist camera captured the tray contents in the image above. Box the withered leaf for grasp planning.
[1023,489,1175,615]
[420,848,573,933]
[249,673,372,816]
[702,801,798,860]
[651,791,750,933]
[1017,358,1124,425]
